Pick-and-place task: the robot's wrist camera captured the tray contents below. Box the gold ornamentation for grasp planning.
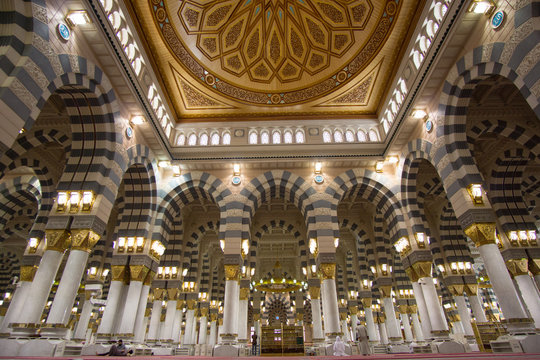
[239,287,250,300]
[464,223,497,247]
[200,308,209,317]
[528,258,540,276]
[111,265,127,282]
[339,312,347,320]
[398,305,408,314]
[153,288,165,300]
[224,264,240,281]
[144,271,155,286]
[253,313,261,321]
[176,300,185,310]
[379,285,392,298]
[447,284,464,296]
[411,261,432,279]
[506,259,529,278]
[349,306,358,315]
[71,229,100,252]
[211,313,218,321]
[187,299,197,310]
[319,263,336,279]
[45,229,71,252]
[20,265,38,282]
[408,305,417,314]
[405,266,418,282]
[309,286,321,300]
[360,298,372,308]
[464,283,478,296]
[167,288,179,300]
[130,265,150,282]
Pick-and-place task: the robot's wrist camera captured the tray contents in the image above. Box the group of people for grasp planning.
[99,339,134,356]
[333,325,370,356]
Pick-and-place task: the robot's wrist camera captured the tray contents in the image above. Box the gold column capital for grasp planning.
[405,266,419,282]
[348,306,358,315]
[506,259,529,278]
[187,299,197,310]
[239,287,250,300]
[144,270,155,286]
[224,264,240,281]
[339,312,347,321]
[71,229,100,252]
[176,300,185,310]
[211,313,218,321]
[379,285,392,298]
[464,223,497,247]
[111,265,128,282]
[320,263,336,280]
[447,284,464,296]
[166,288,179,300]
[309,286,321,300]
[528,259,540,276]
[45,229,71,252]
[408,305,417,314]
[153,288,165,300]
[360,298,372,308]
[411,261,432,279]
[464,283,478,296]
[20,265,38,282]
[398,305,408,314]
[200,308,209,317]
[130,265,150,282]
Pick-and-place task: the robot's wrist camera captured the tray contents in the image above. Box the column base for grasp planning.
[40,324,69,338]
[0,338,67,357]
[502,318,536,335]
[312,337,325,343]
[213,344,239,356]
[431,340,466,353]
[388,344,410,353]
[219,333,238,345]
[490,333,540,353]
[9,323,40,337]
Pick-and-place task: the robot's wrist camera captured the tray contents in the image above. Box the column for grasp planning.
[171,302,184,344]
[46,230,100,326]
[147,290,164,342]
[162,289,179,341]
[199,309,208,345]
[320,263,340,339]
[113,282,129,334]
[362,299,378,343]
[97,266,128,336]
[238,286,249,343]
[399,306,413,342]
[310,287,324,342]
[209,314,217,346]
[221,264,240,343]
[20,229,70,324]
[133,273,153,343]
[467,292,488,322]
[73,292,94,339]
[411,282,432,338]
[381,289,402,343]
[465,224,531,332]
[340,316,350,341]
[451,319,465,334]
[510,261,540,328]
[419,276,449,337]
[411,310,424,342]
[0,266,35,333]
[454,295,474,337]
[117,266,150,336]
[184,301,196,345]
[350,307,358,342]
[379,321,388,344]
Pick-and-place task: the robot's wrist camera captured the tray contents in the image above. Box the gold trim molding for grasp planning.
[464,223,496,247]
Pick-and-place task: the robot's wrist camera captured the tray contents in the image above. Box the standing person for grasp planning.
[356,325,370,355]
[252,333,258,355]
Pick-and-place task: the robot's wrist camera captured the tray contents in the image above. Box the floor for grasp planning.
[1,353,540,360]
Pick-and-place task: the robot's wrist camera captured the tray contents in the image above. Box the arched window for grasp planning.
[272,131,281,144]
[322,130,332,143]
[345,130,355,142]
[222,132,231,145]
[261,131,270,144]
[188,133,197,146]
[199,133,209,146]
[333,130,343,143]
[382,120,390,134]
[357,130,367,142]
[177,133,186,146]
[295,130,305,143]
[210,132,220,145]
[368,129,378,141]
[284,131,293,144]
[249,131,258,144]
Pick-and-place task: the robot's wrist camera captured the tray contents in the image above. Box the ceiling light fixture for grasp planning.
[468,0,495,15]
[411,109,427,119]
[66,10,91,26]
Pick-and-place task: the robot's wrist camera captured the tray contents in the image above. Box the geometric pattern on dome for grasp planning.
[152,0,400,105]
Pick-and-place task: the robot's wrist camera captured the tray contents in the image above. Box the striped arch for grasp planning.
[436,26,540,223]
[263,293,294,324]
[184,220,219,283]
[235,171,316,243]
[438,202,474,265]
[115,145,158,239]
[339,218,372,281]
[401,139,435,234]
[522,175,540,219]
[152,172,229,247]
[488,148,537,232]
[326,169,408,242]
[392,252,413,301]
[0,206,36,244]
[250,219,307,271]
[0,250,21,293]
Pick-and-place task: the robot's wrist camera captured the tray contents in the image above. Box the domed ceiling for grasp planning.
[131,0,422,122]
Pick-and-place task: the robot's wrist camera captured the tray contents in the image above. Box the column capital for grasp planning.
[408,305,417,314]
[447,284,464,296]
[528,258,540,276]
[360,298,372,308]
[45,229,71,252]
[408,261,432,281]
[398,305,408,314]
[309,286,321,299]
[464,223,497,247]
[176,300,185,309]
[239,287,250,300]
[111,265,128,282]
[253,313,261,321]
[130,265,150,282]
[20,265,38,282]
[224,264,240,281]
[464,283,478,296]
[506,258,528,278]
[348,306,358,315]
[186,299,197,310]
[71,229,100,252]
[153,288,165,300]
[319,263,336,280]
[144,270,155,286]
[210,313,218,321]
[379,285,392,298]
[167,288,180,300]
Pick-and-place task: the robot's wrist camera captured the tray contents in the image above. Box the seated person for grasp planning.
[99,339,133,356]
[333,336,347,356]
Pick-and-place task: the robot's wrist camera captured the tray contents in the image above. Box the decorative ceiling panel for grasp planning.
[131,0,422,122]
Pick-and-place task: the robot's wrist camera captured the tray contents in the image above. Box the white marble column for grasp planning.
[341,319,350,341]
[118,280,144,335]
[311,298,324,341]
[364,307,379,342]
[350,314,358,341]
[379,322,388,344]
[209,319,217,346]
[147,299,162,341]
[191,313,198,344]
[184,309,195,344]
[411,312,424,342]
[163,300,178,341]
[411,282,432,338]
[321,278,340,337]
[238,298,248,342]
[455,296,474,337]
[0,280,31,332]
[468,293,488,322]
[97,280,124,335]
[382,297,402,342]
[73,296,93,339]
[171,305,184,344]
[400,313,413,342]
[199,315,208,344]
[514,275,540,328]
[133,284,151,343]
[419,277,448,334]
[221,279,239,342]
[21,250,64,324]
[478,244,529,321]
[47,250,89,325]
